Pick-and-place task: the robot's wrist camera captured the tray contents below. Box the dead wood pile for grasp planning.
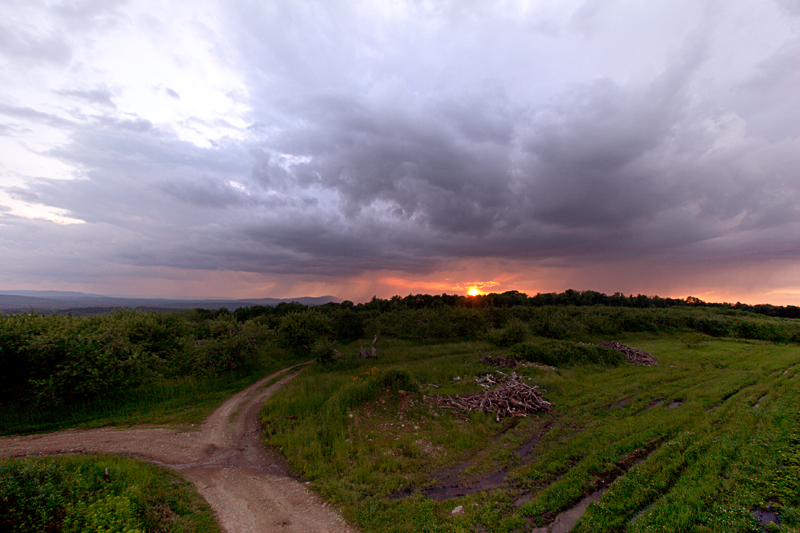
[478,351,519,368]
[597,341,659,366]
[360,334,379,359]
[428,374,551,422]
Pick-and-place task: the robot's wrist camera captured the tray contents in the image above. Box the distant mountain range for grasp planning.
[0,290,341,314]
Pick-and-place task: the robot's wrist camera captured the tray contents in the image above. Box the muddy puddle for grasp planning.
[425,469,507,500]
[667,400,683,409]
[390,460,509,501]
[752,508,780,531]
[515,423,554,459]
[607,399,630,410]
[637,399,665,414]
[530,488,607,533]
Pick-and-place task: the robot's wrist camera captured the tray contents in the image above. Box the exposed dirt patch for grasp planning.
[0,364,358,533]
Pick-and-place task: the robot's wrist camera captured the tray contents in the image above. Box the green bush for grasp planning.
[0,455,217,533]
[488,317,528,346]
[528,309,572,339]
[680,332,710,347]
[332,309,365,342]
[0,310,283,413]
[63,493,143,533]
[276,311,332,355]
[509,340,625,367]
[312,341,338,365]
[376,368,419,393]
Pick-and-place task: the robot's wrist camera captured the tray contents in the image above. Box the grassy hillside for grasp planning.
[260,332,800,532]
[2,299,799,531]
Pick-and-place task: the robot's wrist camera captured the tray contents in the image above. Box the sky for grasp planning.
[1,0,800,304]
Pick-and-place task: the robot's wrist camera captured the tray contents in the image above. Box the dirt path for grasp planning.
[0,364,358,533]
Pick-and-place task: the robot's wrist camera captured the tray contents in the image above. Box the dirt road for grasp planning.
[0,365,358,533]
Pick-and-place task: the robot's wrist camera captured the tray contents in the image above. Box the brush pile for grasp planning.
[478,351,519,368]
[428,374,551,422]
[597,341,659,366]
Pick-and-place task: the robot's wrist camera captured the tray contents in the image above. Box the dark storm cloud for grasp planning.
[518,47,703,230]
[4,0,800,291]
[254,88,519,238]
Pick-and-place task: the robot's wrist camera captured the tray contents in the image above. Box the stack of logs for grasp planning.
[429,373,551,422]
[478,351,519,368]
[597,341,659,366]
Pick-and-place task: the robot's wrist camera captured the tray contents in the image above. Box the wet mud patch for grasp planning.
[530,488,608,533]
[397,420,556,501]
[528,442,660,529]
[425,469,508,501]
[607,399,630,411]
[752,508,780,531]
[515,423,555,460]
[667,400,684,409]
[636,398,664,414]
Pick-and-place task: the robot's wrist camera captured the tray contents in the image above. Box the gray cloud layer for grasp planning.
[2,0,800,295]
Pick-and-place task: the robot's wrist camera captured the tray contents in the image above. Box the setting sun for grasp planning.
[467,287,481,296]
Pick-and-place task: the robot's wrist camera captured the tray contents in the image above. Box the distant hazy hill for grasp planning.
[0,290,341,314]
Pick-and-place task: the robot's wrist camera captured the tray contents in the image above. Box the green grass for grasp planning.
[0,454,219,533]
[0,355,305,435]
[260,334,800,532]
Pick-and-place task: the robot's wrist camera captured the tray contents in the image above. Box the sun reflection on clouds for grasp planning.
[456,281,500,296]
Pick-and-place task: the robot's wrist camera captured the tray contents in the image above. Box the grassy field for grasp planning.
[260,334,800,532]
[0,454,219,533]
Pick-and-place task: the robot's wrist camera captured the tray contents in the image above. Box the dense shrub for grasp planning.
[331,309,365,342]
[364,307,489,341]
[276,311,332,355]
[312,341,338,365]
[0,456,216,533]
[686,316,730,337]
[509,340,625,367]
[488,317,528,346]
[0,311,281,410]
[527,309,573,339]
[376,368,419,393]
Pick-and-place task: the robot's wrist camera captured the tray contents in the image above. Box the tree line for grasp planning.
[2,289,799,416]
[230,289,800,320]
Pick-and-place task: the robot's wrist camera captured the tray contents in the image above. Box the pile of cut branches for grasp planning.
[478,351,519,368]
[428,375,551,422]
[597,341,659,366]
[475,370,523,387]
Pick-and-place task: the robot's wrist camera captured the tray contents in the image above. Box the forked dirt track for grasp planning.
[0,364,358,533]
